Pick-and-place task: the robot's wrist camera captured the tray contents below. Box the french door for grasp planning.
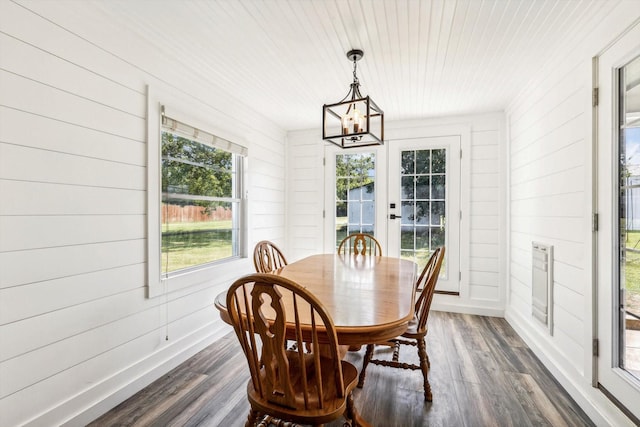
[324,135,462,294]
[323,144,387,253]
[388,136,461,293]
[596,20,640,419]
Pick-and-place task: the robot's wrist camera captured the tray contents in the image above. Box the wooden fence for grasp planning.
[162,203,231,223]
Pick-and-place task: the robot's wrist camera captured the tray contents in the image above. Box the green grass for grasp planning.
[163,220,232,232]
[161,220,233,273]
[624,231,640,298]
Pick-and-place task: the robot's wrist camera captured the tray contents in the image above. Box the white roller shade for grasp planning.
[161,107,248,156]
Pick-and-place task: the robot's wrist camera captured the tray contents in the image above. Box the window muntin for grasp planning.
[160,127,244,275]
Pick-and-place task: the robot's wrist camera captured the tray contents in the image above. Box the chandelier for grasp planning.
[322,49,384,148]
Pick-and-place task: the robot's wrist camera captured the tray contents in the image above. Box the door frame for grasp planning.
[594,19,640,422]
[388,124,470,298]
[386,134,462,293]
[323,124,470,295]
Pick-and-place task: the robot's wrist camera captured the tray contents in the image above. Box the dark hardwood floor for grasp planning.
[89,312,594,427]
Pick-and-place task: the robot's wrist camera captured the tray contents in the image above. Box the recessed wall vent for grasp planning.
[532,242,554,335]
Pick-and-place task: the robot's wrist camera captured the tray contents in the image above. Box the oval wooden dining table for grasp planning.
[214,253,417,346]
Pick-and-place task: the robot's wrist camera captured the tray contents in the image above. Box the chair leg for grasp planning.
[417,337,432,402]
[245,408,260,427]
[357,344,375,388]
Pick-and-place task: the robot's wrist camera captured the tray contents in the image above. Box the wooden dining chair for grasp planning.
[357,247,445,402]
[253,240,288,273]
[226,273,366,427]
[337,233,382,256]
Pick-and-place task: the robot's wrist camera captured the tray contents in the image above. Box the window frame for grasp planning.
[147,86,248,298]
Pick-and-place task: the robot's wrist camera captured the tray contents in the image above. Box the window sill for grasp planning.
[147,256,253,298]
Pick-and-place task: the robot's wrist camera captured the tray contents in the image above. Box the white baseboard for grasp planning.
[431,295,504,318]
[505,308,635,427]
[30,324,232,427]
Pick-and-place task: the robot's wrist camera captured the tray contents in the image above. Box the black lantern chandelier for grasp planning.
[323,49,384,148]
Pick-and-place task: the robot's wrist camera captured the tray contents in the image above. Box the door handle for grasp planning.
[389,214,402,220]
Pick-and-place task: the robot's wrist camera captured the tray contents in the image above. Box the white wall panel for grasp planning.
[285,130,324,259]
[469,284,500,301]
[0,240,146,289]
[470,201,500,216]
[287,113,505,313]
[0,143,145,189]
[0,107,146,165]
[0,33,145,117]
[471,158,500,174]
[511,192,585,217]
[469,256,499,272]
[470,172,499,188]
[0,215,145,251]
[505,3,640,426]
[0,71,145,141]
[0,1,147,92]
[0,181,145,216]
[0,2,286,426]
[470,188,499,203]
[470,243,499,258]
[553,304,584,347]
[470,215,499,230]
[553,261,585,296]
[0,264,144,324]
[469,271,500,287]
[1,297,161,397]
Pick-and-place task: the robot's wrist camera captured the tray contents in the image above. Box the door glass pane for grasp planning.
[335,152,376,249]
[618,54,640,379]
[416,176,430,199]
[401,176,414,198]
[400,148,447,271]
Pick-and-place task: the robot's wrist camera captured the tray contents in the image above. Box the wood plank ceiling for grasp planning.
[45,0,620,131]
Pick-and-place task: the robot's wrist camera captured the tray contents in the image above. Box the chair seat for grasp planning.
[247,352,359,424]
[400,315,427,339]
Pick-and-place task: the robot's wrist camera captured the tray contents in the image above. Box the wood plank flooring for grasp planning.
[89,312,594,427]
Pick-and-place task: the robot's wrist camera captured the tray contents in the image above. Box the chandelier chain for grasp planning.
[352,57,359,84]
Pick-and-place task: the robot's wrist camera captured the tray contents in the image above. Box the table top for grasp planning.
[215,254,417,345]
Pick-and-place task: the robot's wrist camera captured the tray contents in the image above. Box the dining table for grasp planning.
[215,253,417,347]
[214,253,416,427]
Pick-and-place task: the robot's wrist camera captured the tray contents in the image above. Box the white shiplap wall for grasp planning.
[505,2,640,426]
[287,113,505,315]
[0,2,286,426]
[285,129,325,261]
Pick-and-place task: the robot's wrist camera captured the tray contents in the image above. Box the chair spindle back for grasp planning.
[414,247,446,334]
[253,240,288,273]
[226,273,346,411]
[337,233,382,256]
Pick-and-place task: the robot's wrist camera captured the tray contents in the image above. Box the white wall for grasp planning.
[0,1,287,426]
[505,2,640,426]
[287,112,506,316]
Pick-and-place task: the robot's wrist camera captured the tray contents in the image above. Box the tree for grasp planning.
[335,153,375,196]
[161,132,233,213]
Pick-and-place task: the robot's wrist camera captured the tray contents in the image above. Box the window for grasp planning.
[147,100,248,295]
[161,116,245,274]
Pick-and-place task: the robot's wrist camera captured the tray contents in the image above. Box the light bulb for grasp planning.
[353,108,361,133]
